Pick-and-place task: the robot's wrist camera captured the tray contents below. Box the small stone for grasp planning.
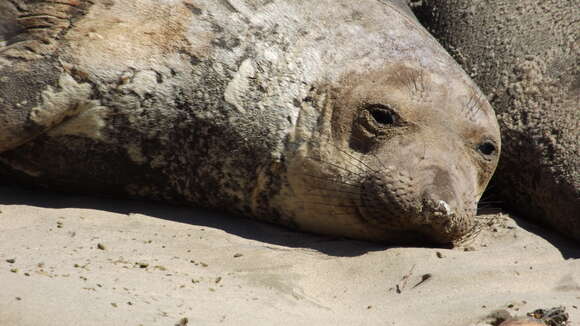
[154,265,167,271]
[176,317,189,326]
[6,259,15,264]
[97,243,106,250]
[233,253,243,258]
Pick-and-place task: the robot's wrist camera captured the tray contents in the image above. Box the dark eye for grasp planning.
[478,141,496,156]
[367,104,395,125]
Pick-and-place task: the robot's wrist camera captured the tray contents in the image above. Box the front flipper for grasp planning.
[0,0,92,153]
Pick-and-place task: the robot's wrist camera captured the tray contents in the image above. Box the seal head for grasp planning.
[282,63,500,245]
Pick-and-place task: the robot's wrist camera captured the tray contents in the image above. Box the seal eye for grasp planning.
[368,105,395,125]
[478,141,496,156]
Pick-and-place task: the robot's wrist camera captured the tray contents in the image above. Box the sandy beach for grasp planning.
[0,185,578,326]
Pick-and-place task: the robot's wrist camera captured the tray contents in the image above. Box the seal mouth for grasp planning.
[356,170,477,244]
[421,187,486,244]
[420,198,456,225]
[418,197,465,244]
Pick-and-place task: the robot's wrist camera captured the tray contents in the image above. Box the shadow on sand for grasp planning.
[507,213,580,260]
[1,184,577,258]
[0,184,393,257]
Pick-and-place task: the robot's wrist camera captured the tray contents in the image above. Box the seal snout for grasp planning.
[417,165,477,242]
[358,162,477,244]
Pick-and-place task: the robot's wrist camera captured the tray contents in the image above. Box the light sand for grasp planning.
[0,186,578,326]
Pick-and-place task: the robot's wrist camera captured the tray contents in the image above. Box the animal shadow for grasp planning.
[0,184,392,257]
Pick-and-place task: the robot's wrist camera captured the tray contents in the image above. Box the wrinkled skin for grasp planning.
[0,0,500,245]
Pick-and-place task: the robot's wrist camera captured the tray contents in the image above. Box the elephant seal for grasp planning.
[0,0,500,245]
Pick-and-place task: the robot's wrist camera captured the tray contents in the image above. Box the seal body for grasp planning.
[0,0,500,245]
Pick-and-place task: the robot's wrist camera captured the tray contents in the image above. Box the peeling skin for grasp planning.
[47,103,108,140]
[0,0,500,245]
[225,59,256,113]
[0,70,106,152]
[29,74,92,127]
[0,0,97,151]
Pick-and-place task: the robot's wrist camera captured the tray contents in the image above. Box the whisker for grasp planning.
[302,173,361,188]
[315,135,373,173]
[301,201,385,210]
[464,89,483,121]
[371,153,389,171]
[411,73,421,96]
[305,156,365,177]
[329,212,362,216]
[477,199,504,210]
[304,188,362,196]
[456,213,504,245]
[477,208,502,215]
[396,70,415,98]
[299,202,364,209]
[347,133,391,172]
[477,201,503,214]
[477,201,503,206]
[328,142,378,173]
